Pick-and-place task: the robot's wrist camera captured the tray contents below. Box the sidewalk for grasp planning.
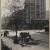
[2,34,49,50]
[1,38,48,50]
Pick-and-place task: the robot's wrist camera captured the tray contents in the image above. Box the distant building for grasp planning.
[25,0,46,23]
[46,11,49,21]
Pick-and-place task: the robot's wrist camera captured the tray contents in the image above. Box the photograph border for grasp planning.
[0,0,50,50]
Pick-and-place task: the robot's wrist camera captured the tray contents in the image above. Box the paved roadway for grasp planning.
[1,30,49,50]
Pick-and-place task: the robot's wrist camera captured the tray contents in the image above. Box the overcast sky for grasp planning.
[1,0,49,18]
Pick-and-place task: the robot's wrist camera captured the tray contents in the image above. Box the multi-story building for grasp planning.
[46,11,49,20]
[25,0,46,23]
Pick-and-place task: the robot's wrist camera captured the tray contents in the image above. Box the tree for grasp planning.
[10,9,26,37]
[3,0,26,43]
[4,0,25,13]
[3,9,26,44]
[2,0,29,43]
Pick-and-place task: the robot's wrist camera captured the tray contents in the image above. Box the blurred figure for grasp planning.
[4,30,9,37]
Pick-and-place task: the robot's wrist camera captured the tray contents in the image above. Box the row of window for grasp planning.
[28,7,35,10]
[27,10,45,13]
[27,8,45,12]
[26,0,45,3]
[27,9,45,12]
[27,14,45,17]
[28,11,35,14]
[27,3,45,8]
[28,7,41,10]
[27,15,45,19]
[27,3,35,6]
[27,11,45,14]
[27,5,45,9]
[41,0,45,3]
[26,0,35,3]
[27,0,45,4]
[27,16,45,20]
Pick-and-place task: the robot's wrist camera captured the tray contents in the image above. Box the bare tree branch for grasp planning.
[4,0,25,13]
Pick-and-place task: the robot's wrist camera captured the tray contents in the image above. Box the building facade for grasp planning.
[46,11,49,20]
[25,0,46,23]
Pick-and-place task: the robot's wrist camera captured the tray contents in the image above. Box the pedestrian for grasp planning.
[4,30,9,37]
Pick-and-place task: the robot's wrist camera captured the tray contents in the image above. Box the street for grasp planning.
[1,30,49,50]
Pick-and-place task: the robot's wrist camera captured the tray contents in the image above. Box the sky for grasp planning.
[1,0,49,18]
